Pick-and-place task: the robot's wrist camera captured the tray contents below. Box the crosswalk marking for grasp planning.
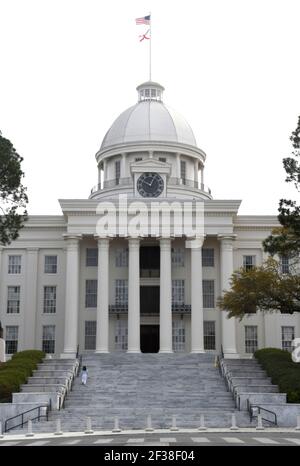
[25,440,50,446]
[222,437,245,444]
[284,438,300,446]
[127,438,145,443]
[60,440,82,445]
[0,441,21,446]
[93,438,113,444]
[160,438,177,443]
[252,437,279,444]
[191,437,210,443]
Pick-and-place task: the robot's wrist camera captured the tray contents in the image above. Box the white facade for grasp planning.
[0,81,299,358]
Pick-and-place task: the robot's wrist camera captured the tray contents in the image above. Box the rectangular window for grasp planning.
[115,160,121,184]
[180,160,186,183]
[115,279,128,305]
[202,248,214,267]
[42,325,55,354]
[7,286,20,313]
[5,326,18,354]
[172,320,185,352]
[115,320,128,351]
[245,326,258,353]
[44,255,57,274]
[159,157,167,162]
[203,280,215,308]
[43,286,57,313]
[86,248,98,267]
[115,248,129,267]
[204,321,216,350]
[243,255,256,271]
[171,248,184,267]
[85,280,97,308]
[281,256,290,274]
[85,321,96,350]
[172,279,185,305]
[8,255,21,274]
[282,326,295,352]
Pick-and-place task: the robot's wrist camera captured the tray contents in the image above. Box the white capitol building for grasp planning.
[1,81,299,359]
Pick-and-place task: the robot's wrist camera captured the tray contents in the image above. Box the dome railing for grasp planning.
[90,177,211,195]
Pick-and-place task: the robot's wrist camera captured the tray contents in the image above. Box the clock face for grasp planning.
[137,172,164,198]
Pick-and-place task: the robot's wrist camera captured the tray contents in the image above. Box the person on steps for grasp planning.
[81,365,88,385]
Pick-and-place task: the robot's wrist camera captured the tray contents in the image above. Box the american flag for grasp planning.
[135,15,151,25]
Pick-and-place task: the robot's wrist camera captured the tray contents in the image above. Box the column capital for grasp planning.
[185,235,205,249]
[95,237,110,248]
[63,234,82,242]
[63,235,82,252]
[128,237,140,249]
[218,234,236,243]
[159,238,171,249]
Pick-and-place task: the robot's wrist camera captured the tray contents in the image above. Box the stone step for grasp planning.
[26,376,70,385]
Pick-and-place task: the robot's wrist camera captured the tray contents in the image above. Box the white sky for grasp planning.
[0,0,299,215]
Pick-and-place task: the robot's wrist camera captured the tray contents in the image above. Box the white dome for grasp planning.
[100,82,197,150]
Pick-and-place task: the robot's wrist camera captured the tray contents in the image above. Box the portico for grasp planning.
[60,231,237,357]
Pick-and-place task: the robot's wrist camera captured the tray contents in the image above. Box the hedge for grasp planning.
[0,350,45,403]
[254,348,300,403]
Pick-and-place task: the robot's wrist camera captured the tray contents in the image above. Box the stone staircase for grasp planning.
[220,358,297,426]
[14,353,253,433]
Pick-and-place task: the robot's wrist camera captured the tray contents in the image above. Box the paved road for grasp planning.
[1,432,300,446]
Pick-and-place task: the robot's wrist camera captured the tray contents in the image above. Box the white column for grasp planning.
[24,248,39,349]
[121,153,126,179]
[160,239,173,353]
[176,153,181,179]
[194,159,199,186]
[219,235,238,358]
[200,166,204,187]
[190,237,205,353]
[95,238,110,353]
[127,238,140,353]
[62,236,81,358]
[103,159,107,187]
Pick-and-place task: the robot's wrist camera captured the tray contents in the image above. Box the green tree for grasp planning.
[219,117,300,317]
[218,258,300,319]
[0,131,28,245]
[263,116,300,259]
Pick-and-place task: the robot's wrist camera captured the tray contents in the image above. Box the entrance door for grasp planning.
[140,325,159,353]
[140,286,160,314]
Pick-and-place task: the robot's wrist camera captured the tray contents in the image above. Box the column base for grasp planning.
[127,349,141,353]
[159,349,173,353]
[95,350,110,354]
[60,352,77,359]
[190,349,206,354]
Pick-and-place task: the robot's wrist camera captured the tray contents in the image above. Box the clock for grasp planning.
[137,172,164,198]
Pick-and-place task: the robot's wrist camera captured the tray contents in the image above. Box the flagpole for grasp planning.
[149,12,151,81]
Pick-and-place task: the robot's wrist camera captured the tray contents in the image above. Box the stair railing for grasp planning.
[247,399,278,426]
[4,401,51,432]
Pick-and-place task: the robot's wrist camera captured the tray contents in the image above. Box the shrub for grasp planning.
[255,348,300,403]
[0,350,45,402]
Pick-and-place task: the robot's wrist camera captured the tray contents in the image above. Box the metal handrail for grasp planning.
[4,402,51,432]
[220,344,224,359]
[247,399,278,426]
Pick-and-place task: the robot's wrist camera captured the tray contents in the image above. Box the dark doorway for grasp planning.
[140,286,160,314]
[140,325,159,353]
[140,246,160,277]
